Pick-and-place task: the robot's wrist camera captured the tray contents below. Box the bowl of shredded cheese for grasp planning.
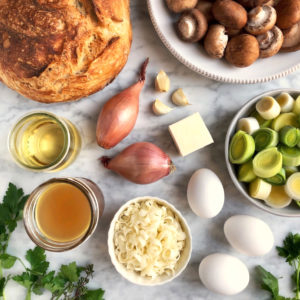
[108,196,192,286]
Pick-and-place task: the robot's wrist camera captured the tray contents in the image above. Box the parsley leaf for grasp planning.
[25,247,49,275]
[58,262,80,283]
[0,254,17,269]
[256,266,279,297]
[81,288,105,300]
[277,233,300,265]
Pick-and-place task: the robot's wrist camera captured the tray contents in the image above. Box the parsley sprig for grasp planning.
[257,233,300,300]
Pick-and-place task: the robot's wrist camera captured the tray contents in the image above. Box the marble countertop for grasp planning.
[0,1,300,299]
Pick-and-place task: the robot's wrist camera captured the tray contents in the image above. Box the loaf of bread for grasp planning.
[0,0,132,103]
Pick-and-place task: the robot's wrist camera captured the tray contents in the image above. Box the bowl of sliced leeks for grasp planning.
[225,89,300,217]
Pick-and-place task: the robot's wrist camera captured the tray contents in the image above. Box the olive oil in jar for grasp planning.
[9,112,81,172]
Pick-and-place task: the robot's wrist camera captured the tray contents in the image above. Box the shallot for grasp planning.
[96,58,149,149]
[100,142,176,184]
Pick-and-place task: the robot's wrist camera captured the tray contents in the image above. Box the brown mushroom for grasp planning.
[225,34,260,67]
[276,0,300,30]
[177,9,208,42]
[281,21,300,52]
[212,0,247,30]
[196,1,214,23]
[256,26,284,58]
[236,0,270,8]
[204,24,229,58]
[245,5,277,35]
[165,0,198,13]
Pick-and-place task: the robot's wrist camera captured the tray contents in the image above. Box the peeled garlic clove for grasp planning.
[152,99,173,115]
[172,88,189,106]
[155,70,170,92]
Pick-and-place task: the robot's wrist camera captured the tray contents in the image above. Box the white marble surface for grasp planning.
[0,1,300,299]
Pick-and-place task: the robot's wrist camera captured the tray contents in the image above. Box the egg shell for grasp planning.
[199,253,249,296]
[187,168,224,218]
[224,215,274,256]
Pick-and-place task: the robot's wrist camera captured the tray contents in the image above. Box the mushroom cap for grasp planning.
[177,9,208,42]
[237,0,270,8]
[225,34,260,67]
[165,0,198,13]
[204,24,229,58]
[276,0,300,29]
[212,0,247,30]
[281,21,300,52]
[256,26,284,58]
[196,1,214,23]
[245,5,277,35]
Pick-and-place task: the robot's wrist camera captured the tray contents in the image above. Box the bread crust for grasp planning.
[0,0,132,103]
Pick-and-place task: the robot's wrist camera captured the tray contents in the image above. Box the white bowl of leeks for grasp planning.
[225,89,300,217]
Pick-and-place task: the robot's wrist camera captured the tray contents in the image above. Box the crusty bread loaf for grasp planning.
[0,0,132,103]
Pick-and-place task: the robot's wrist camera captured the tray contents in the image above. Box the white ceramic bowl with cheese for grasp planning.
[108,196,192,286]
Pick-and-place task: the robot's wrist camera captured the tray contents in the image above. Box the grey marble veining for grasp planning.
[0,1,299,299]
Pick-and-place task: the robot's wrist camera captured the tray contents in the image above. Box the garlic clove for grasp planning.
[152,99,173,115]
[172,88,190,106]
[155,70,170,92]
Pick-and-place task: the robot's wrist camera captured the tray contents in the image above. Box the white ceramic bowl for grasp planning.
[147,0,300,84]
[108,196,192,286]
[225,89,300,217]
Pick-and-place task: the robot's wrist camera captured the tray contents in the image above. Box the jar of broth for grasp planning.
[23,178,104,252]
[8,111,81,172]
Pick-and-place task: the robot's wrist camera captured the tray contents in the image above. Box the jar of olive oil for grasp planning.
[23,178,104,252]
[8,111,81,172]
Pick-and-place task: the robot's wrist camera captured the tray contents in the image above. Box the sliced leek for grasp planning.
[249,178,272,201]
[278,145,300,167]
[285,172,300,201]
[265,186,292,209]
[256,96,281,120]
[264,168,286,186]
[293,95,300,115]
[276,93,295,113]
[253,147,282,178]
[252,128,278,151]
[250,111,272,128]
[296,200,300,208]
[271,112,299,132]
[238,160,256,183]
[279,126,300,147]
[229,131,255,164]
[285,166,298,178]
[237,117,260,135]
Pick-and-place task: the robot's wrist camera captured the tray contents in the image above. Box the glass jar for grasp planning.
[23,177,104,252]
[8,111,81,172]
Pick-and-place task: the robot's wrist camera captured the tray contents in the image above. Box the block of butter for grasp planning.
[168,112,214,156]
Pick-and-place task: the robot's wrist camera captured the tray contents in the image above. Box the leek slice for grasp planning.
[276,93,295,113]
[293,95,300,115]
[285,172,300,201]
[296,200,300,208]
[237,117,260,135]
[253,147,283,178]
[256,96,281,120]
[250,111,272,128]
[229,131,255,164]
[278,145,300,167]
[264,168,286,186]
[238,160,256,183]
[279,126,300,147]
[285,166,298,178]
[271,113,299,132]
[252,128,279,151]
[249,178,272,201]
[265,185,292,208]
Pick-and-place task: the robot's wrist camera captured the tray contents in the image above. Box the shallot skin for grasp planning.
[100,142,176,184]
[96,59,149,149]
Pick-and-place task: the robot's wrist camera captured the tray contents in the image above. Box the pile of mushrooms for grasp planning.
[166,0,300,67]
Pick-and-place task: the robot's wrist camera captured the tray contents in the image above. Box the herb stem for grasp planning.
[25,288,31,300]
[296,259,300,299]
[0,260,5,300]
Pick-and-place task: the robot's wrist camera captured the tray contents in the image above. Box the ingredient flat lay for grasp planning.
[0,1,300,300]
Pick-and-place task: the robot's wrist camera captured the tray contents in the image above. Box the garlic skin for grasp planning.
[155,70,170,92]
[172,88,190,106]
[152,99,173,115]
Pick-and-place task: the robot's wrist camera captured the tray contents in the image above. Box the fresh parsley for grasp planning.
[257,232,300,300]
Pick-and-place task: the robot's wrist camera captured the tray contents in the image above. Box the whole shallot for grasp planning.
[100,142,176,184]
[96,58,149,149]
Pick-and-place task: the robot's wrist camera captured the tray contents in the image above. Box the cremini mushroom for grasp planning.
[177,9,208,42]
[245,5,277,35]
[256,26,284,58]
[225,34,260,67]
[165,0,198,13]
[204,24,229,58]
[237,0,270,8]
[281,21,300,52]
[196,1,214,23]
[276,0,300,30]
[212,0,247,30]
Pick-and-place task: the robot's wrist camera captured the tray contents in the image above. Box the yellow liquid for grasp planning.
[35,182,92,243]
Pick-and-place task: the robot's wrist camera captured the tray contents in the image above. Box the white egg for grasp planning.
[187,169,224,218]
[199,253,249,296]
[224,215,274,256]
